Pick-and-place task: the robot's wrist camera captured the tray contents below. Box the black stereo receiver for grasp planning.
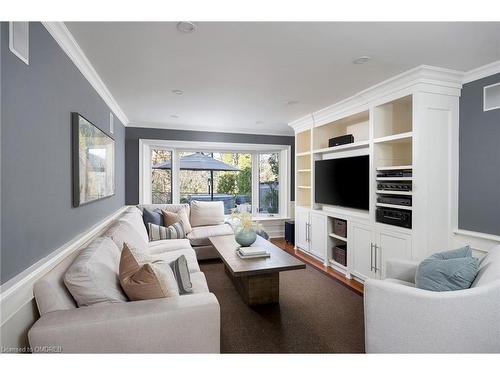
[328,134,354,148]
[376,207,412,229]
[377,170,412,178]
[377,181,412,191]
[377,195,412,206]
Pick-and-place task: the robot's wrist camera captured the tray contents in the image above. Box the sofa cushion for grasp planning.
[472,245,500,287]
[190,272,210,294]
[120,207,149,244]
[190,200,225,227]
[119,243,180,301]
[143,208,163,232]
[186,224,233,247]
[162,208,192,233]
[64,237,127,307]
[415,246,479,291]
[148,222,186,241]
[104,220,149,263]
[150,247,201,273]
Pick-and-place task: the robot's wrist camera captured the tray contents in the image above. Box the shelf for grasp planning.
[329,233,347,242]
[297,185,311,189]
[297,169,311,173]
[376,203,413,211]
[313,140,369,154]
[374,132,413,144]
[296,151,311,157]
[377,165,413,171]
[376,190,413,196]
[376,177,412,181]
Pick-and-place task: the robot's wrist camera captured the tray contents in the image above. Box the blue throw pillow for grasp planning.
[142,208,163,233]
[415,245,479,292]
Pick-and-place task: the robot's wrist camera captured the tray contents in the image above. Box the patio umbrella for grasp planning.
[153,152,240,200]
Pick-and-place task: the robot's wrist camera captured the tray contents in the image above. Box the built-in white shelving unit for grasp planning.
[290,66,462,283]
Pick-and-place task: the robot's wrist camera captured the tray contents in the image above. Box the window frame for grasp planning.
[139,139,290,219]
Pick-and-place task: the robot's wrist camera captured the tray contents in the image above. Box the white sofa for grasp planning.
[28,207,220,353]
[137,203,233,260]
[364,245,500,353]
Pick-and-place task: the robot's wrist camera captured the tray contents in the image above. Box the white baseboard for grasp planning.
[0,206,128,331]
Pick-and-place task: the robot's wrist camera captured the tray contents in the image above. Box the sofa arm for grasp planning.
[364,279,500,353]
[148,239,192,254]
[28,293,220,353]
[385,259,419,282]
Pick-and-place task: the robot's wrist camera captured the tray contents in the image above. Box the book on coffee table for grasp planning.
[237,247,271,259]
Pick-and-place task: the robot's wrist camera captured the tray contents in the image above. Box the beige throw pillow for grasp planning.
[162,208,192,233]
[119,243,179,301]
[190,200,225,227]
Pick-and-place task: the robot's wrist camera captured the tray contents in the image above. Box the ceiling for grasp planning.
[66,22,500,135]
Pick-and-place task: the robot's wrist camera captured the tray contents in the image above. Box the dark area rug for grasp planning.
[199,260,365,353]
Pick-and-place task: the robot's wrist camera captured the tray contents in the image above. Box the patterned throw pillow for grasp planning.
[148,222,186,241]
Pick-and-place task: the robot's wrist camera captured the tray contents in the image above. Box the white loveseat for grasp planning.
[28,207,220,353]
[364,245,500,353]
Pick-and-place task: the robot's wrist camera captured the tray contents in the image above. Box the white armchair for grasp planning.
[364,245,500,353]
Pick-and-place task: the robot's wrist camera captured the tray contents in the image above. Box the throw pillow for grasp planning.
[119,243,179,301]
[143,208,163,233]
[162,207,192,233]
[148,222,186,241]
[64,237,128,307]
[415,246,479,291]
[190,200,225,227]
[170,255,193,294]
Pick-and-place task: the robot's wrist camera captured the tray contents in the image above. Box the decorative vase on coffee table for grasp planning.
[235,228,257,247]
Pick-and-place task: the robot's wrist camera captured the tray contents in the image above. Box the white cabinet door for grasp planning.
[376,229,412,279]
[295,208,309,251]
[351,221,377,280]
[309,212,327,261]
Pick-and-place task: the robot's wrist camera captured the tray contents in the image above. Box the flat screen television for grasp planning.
[314,155,369,210]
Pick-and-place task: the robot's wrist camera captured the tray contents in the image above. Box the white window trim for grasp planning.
[139,139,291,219]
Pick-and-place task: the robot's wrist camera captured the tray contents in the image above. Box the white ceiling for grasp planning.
[66,22,500,136]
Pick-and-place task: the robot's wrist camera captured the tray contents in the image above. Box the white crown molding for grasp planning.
[289,65,464,131]
[129,121,295,137]
[463,60,500,84]
[42,22,129,126]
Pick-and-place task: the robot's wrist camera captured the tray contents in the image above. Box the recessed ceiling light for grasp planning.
[286,100,300,106]
[172,89,184,95]
[170,115,179,119]
[176,22,197,33]
[353,56,372,64]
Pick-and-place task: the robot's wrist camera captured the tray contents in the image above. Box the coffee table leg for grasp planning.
[225,266,279,305]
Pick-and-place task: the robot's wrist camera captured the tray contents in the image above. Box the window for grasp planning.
[140,140,289,218]
[179,152,252,214]
[258,152,279,214]
[150,149,172,204]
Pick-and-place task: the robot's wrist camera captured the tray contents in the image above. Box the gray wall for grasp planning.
[1,22,125,283]
[459,72,500,236]
[125,127,295,204]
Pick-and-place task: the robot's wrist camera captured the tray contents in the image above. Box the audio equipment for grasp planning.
[377,169,412,178]
[328,134,354,148]
[376,207,412,229]
[377,181,412,191]
[377,196,412,206]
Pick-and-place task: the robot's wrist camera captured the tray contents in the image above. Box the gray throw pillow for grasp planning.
[148,222,186,241]
[143,208,163,233]
[170,255,193,294]
[415,245,479,291]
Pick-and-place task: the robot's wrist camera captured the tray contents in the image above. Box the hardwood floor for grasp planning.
[271,237,364,295]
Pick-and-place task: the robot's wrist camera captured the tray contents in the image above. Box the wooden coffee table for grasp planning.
[209,235,306,305]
